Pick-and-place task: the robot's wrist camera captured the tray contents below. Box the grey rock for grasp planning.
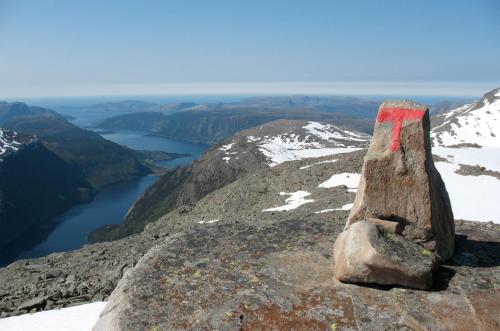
[333,221,438,289]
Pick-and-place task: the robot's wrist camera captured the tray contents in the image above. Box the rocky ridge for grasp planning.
[0,128,36,160]
[431,87,500,148]
[90,119,369,242]
[95,218,499,330]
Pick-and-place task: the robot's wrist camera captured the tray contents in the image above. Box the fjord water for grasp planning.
[13,175,158,262]
[2,104,209,266]
[100,130,208,167]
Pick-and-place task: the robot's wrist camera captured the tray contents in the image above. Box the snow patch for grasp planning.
[246,136,261,143]
[318,173,360,191]
[431,95,500,148]
[433,146,500,172]
[314,209,335,214]
[0,302,107,331]
[304,122,369,142]
[219,143,235,151]
[198,219,220,224]
[263,191,314,212]
[259,139,361,167]
[436,161,499,223]
[334,203,353,211]
[0,129,24,158]
[299,159,337,170]
[243,121,368,167]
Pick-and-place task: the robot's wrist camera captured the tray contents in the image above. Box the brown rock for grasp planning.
[333,221,438,289]
[366,217,403,234]
[347,100,455,261]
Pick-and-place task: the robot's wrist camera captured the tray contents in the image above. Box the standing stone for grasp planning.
[346,100,455,261]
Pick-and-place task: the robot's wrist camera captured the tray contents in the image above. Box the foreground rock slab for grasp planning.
[93,219,500,331]
[333,221,438,289]
[347,100,455,261]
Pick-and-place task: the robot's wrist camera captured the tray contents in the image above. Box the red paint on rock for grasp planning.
[377,107,426,151]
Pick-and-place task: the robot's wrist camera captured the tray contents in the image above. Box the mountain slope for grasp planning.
[431,87,500,148]
[0,102,149,189]
[90,119,369,242]
[430,87,500,223]
[0,129,91,259]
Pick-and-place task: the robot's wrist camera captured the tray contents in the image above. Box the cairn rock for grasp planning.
[333,221,438,289]
[333,100,455,289]
[346,100,455,261]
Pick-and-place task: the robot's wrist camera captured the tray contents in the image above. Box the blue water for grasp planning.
[2,101,210,265]
[100,130,208,168]
[14,175,158,261]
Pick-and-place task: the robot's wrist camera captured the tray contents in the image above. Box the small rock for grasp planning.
[333,221,438,289]
[17,295,48,311]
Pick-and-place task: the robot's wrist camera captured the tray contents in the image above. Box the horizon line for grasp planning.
[1,81,499,99]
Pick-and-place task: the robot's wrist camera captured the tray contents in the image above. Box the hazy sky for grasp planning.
[1,0,499,97]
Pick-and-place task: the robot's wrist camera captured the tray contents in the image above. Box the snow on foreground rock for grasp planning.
[0,302,106,331]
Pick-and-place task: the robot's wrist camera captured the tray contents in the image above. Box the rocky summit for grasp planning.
[335,100,455,289]
[0,109,498,329]
[92,218,499,331]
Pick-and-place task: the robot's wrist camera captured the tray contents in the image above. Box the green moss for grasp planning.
[422,249,432,256]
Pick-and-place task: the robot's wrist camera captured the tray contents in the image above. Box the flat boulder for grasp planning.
[333,221,438,289]
[91,218,500,330]
[346,100,455,261]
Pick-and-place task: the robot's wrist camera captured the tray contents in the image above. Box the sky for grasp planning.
[0,0,499,98]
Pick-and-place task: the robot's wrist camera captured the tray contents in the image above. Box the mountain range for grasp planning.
[0,88,498,328]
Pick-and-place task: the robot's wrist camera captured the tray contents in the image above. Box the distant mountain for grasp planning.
[89,119,369,242]
[59,100,195,117]
[236,95,380,117]
[63,100,157,113]
[97,96,375,144]
[0,128,91,257]
[431,88,500,148]
[98,111,167,132]
[0,102,60,123]
[0,102,149,189]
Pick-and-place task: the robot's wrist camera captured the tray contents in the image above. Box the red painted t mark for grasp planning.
[377,107,426,151]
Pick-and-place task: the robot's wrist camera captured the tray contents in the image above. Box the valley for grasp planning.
[0,102,209,266]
